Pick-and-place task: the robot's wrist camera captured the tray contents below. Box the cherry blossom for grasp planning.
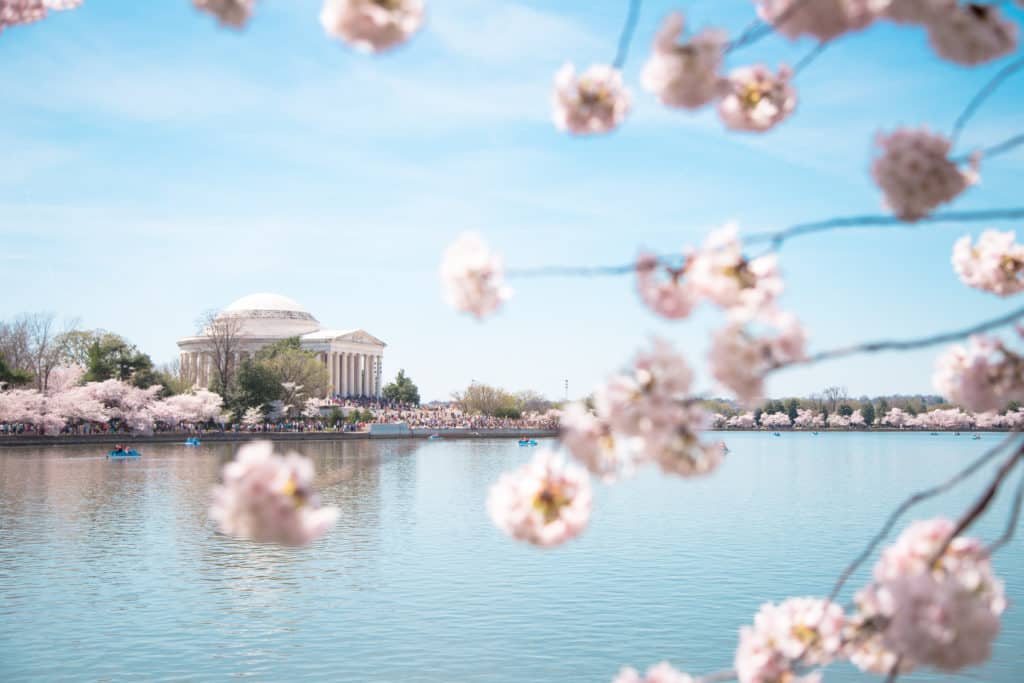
[42,0,80,9]
[193,0,253,28]
[320,0,424,53]
[754,0,888,42]
[486,449,592,547]
[849,409,867,427]
[210,441,339,546]
[709,312,806,405]
[933,335,1024,413]
[760,411,791,429]
[727,411,757,429]
[927,3,1018,66]
[653,409,726,478]
[827,413,850,428]
[793,408,824,429]
[241,406,264,427]
[635,252,697,319]
[718,64,797,133]
[0,0,46,30]
[440,232,512,319]
[611,662,694,683]
[847,517,1006,673]
[734,597,846,683]
[558,402,637,482]
[871,127,978,222]
[552,63,631,135]
[882,407,909,427]
[640,12,726,110]
[952,230,1024,297]
[884,0,955,25]
[688,224,783,316]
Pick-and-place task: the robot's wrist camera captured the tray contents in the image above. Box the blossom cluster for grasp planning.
[847,517,1006,673]
[439,232,512,319]
[486,448,592,547]
[210,441,340,546]
[610,662,693,683]
[0,0,79,34]
[871,127,979,221]
[934,335,1024,413]
[734,597,846,683]
[0,367,227,434]
[953,230,1024,297]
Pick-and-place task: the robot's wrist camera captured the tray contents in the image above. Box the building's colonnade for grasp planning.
[180,349,383,398]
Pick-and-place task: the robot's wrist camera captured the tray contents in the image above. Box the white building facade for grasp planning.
[177,293,386,398]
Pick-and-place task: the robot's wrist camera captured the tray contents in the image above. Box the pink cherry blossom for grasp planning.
[849,409,866,427]
[641,12,726,110]
[735,597,846,683]
[933,335,1024,413]
[847,586,918,675]
[486,449,592,547]
[718,64,797,133]
[552,63,631,135]
[0,0,46,29]
[793,408,824,429]
[42,0,80,9]
[320,0,424,53]
[884,0,955,25]
[558,402,637,482]
[193,0,254,28]
[635,252,698,319]
[872,127,978,222]
[210,441,339,546]
[709,312,806,405]
[654,407,725,478]
[727,411,758,429]
[754,0,888,42]
[927,3,1018,66]
[688,224,783,315]
[440,232,512,319]
[760,411,791,429]
[611,662,694,683]
[952,230,1024,296]
[827,413,850,428]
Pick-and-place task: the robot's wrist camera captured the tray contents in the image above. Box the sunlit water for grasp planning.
[0,433,1021,682]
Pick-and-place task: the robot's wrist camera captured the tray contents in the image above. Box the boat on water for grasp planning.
[812,431,819,435]
[108,448,141,458]
[518,439,538,447]
[954,432,961,436]
[973,434,982,440]
[930,432,939,436]
[428,434,442,441]
[184,437,201,446]
[772,432,781,437]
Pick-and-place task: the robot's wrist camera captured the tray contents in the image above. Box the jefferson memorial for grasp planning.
[177,293,386,398]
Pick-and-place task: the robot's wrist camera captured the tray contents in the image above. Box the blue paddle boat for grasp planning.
[184,437,201,447]
[108,448,141,459]
[518,439,538,447]
[428,433,442,441]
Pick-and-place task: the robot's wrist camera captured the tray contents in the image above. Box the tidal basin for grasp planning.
[1,433,1021,682]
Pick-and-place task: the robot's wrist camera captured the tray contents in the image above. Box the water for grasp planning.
[0,433,1021,682]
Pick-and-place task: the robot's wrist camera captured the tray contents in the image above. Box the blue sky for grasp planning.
[1,0,1022,402]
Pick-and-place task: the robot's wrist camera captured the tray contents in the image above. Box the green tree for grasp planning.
[861,401,876,426]
[838,404,854,417]
[454,382,519,416]
[84,334,158,388]
[494,405,522,419]
[0,354,32,386]
[232,358,284,414]
[786,398,799,421]
[754,407,763,424]
[254,337,328,399]
[878,398,890,417]
[382,369,421,405]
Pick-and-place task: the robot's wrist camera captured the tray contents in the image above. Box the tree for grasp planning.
[838,404,854,417]
[55,329,107,367]
[233,358,284,414]
[861,401,876,425]
[753,407,763,425]
[382,369,421,405]
[454,382,518,416]
[198,309,244,392]
[255,339,328,399]
[84,333,158,388]
[822,386,847,412]
[0,354,32,387]
[786,398,799,422]
[515,389,552,413]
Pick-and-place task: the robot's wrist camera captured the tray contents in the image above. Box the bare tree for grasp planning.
[822,385,848,413]
[0,317,32,376]
[198,309,243,391]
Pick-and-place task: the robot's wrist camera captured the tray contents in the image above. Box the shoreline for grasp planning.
[0,429,559,448]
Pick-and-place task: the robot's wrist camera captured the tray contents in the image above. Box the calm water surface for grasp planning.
[0,433,1021,682]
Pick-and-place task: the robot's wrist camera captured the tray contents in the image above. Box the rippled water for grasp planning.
[0,433,1021,682]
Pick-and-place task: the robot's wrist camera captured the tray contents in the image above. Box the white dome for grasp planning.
[224,293,311,314]
[218,292,320,337]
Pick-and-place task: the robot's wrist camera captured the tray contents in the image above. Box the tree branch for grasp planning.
[951,56,1024,146]
[824,432,1021,603]
[987,466,1024,555]
[612,0,643,69]
[779,303,1024,371]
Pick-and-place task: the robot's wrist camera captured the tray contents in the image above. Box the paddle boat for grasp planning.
[930,432,939,436]
[184,437,201,447]
[518,439,538,447]
[108,446,141,459]
[812,431,819,435]
[428,433,442,441]
[772,432,781,437]
[972,434,982,440]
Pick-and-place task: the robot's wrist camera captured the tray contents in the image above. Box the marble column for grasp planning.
[375,356,381,398]
[327,352,334,397]
[359,354,366,396]
[340,353,347,397]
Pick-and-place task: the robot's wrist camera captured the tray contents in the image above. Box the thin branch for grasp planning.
[951,56,1024,146]
[780,303,1024,371]
[987,466,1024,554]
[971,131,1024,163]
[931,445,1024,561]
[792,41,829,76]
[823,432,1021,602]
[505,208,1024,279]
[612,0,643,69]
[725,0,815,53]
[748,208,1024,251]
[884,657,903,683]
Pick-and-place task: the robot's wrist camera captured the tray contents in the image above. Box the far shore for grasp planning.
[0,428,559,448]
[0,427,1010,449]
